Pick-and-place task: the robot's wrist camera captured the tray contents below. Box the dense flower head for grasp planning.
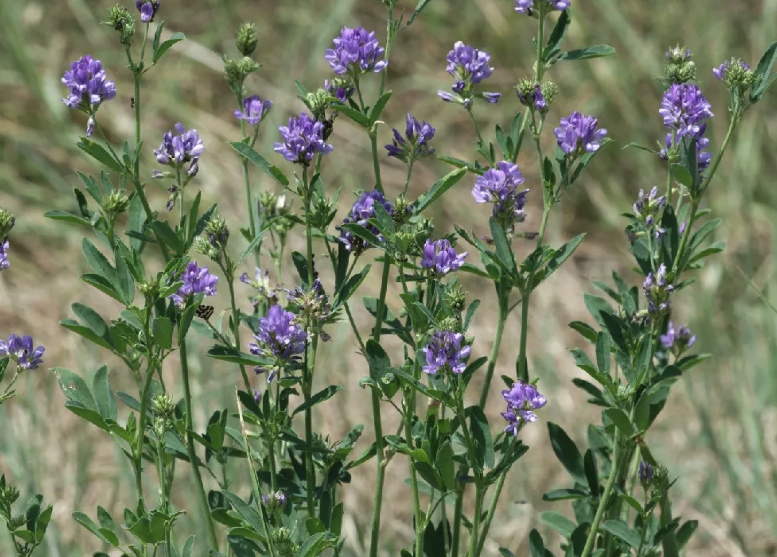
[0,335,45,370]
[515,0,570,15]
[659,84,713,138]
[638,461,654,485]
[713,57,757,96]
[337,191,393,253]
[663,46,696,84]
[325,26,387,76]
[385,113,436,163]
[472,161,530,225]
[438,42,500,106]
[234,95,272,126]
[501,381,547,435]
[421,239,467,276]
[554,112,608,156]
[285,279,333,341]
[422,330,471,375]
[135,1,160,22]
[249,305,307,374]
[170,261,218,305]
[154,123,204,175]
[61,56,117,115]
[274,112,333,165]
[660,321,697,354]
[241,267,278,307]
[0,240,9,271]
[643,264,674,316]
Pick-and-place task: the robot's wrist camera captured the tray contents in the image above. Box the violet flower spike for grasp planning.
[438,41,500,106]
[385,113,436,162]
[516,0,571,15]
[234,95,272,127]
[274,112,333,165]
[0,334,45,371]
[324,26,387,77]
[154,123,204,176]
[501,381,547,435]
[61,55,117,111]
[659,83,713,138]
[170,261,218,306]
[0,239,9,271]
[421,239,467,276]
[248,305,307,374]
[422,330,471,375]
[554,111,608,156]
[337,191,393,253]
[472,161,530,225]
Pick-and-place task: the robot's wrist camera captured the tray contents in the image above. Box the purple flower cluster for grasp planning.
[240,267,278,306]
[554,112,608,156]
[713,58,751,83]
[325,26,387,77]
[136,0,160,22]
[659,84,713,138]
[633,186,667,238]
[472,162,530,225]
[274,112,333,165]
[325,78,354,103]
[261,491,288,510]
[234,95,272,127]
[422,330,471,375]
[61,56,116,132]
[154,123,204,176]
[660,322,697,354]
[438,42,500,107]
[516,84,547,112]
[338,191,393,253]
[515,0,570,15]
[501,381,547,435]
[249,305,307,375]
[421,239,467,276]
[385,113,436,163]
[638,461,654,485]
[170,261,218,306]
[0,240,9,271]
[643,264,674,316]
[0,335,45,370]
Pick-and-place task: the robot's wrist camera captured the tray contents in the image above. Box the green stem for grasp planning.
[379,5,394,97]
[535,13,545,82]
[580,433,620,557]
[226,276,252,392]
[466,108,487,159]
[456,395,483,557]
[367,258,392,557]
[475,468,507,556]
[451,491,463,557]
[155,435,173,555]
[370,132,384,193]
[180,339,219,550]
[478,286,507,408]
[510,108,531,165]
[135,365,156,500]
[406,401,424,557]
[403,159,415,195]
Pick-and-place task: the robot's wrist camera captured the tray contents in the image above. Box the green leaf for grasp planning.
[54,368,99,412]
[436,440,455,490]
[547,422,586,484]
[558,45,616,61]
[292,385,343,416]
[340,223,383,250]
[595,332,611,376]
[330,104,370,128]
[676,520,698,548]
[542,488,588,501]
[207,345,271,367]
[71,303,113,347]
[602,519,641,548]
[751,41,777,102]
[34,505,53,543]
[335,263,372,307]
[407,0,432,26]
[44,210,91,226]
[541,511,576,539]
[153,32,186,64]
[414,168,467,214]
[369,90,393,125]
[153,316,174,349]
[229,142,289,186]
[489,218,516,274]
[372,201,396,236]
[604,408,633,436]
[239,230,266,263]
[82,238,118,284]
[634,389,650,431]
[468,406,495,469]
[150,220,185,255]
[671,164,694,190]
[73,512,116,546]
[182,535,196,557]
[77,138,124,173]
[296,532,329,557]
[92,365,117,421]
[544,10,571,62]
[221,491,266,538]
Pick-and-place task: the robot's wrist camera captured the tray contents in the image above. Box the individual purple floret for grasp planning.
[422,330,471,375]
[472,161,530,225]
[261,491,288,510]
[325,78,354,103]
[660,321,697,354]
[0,335,45,370]
[154,123,204,175]
[325,26,387,77]
[274,112,333,165]
[659,83,713,138]
[61,55,116,135]
[240,267,278,306]
[515,0,570,15]
[337,191,393,253]
[170,261,218,306]
[438,42,500,107]
[421,239,467,276]
[713,58,751,83]
[516,84,547,112]
[643,264,674,316]
[659,122,711,174]
[385,113,436,163]
[249,305,307,375]
[234,95,272,127]
[0,240,9,271]
[501,381,547,435]
[253,388,262,404]
[135,0,160,22]
[554,112,608,156]
[638,461,654,485]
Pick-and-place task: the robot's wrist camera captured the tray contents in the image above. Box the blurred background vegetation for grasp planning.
[1,0,776,555]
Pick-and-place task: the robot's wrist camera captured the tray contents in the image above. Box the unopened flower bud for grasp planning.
[438,316,461,333]
[151,393,175,419]
[139,277,160,298]
[444,282,467,313]
[236,22,258,57]
[104,5,136,46]
[638,460,654,486]
[415,217,434,244]
[205,215,229,250]
[0,483,20,505]
[305,89,331,121]
[103,191,130,218]
[664,46,696,85]
[392,194,413,226]
[0,208,16,239]
[8,514,26,531]
[193,236,219,260]
[238,56,262,78]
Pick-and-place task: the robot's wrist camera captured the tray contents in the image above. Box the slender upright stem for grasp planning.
[535,14,545,82]
[580,433,620,557]
[180,339,219,550]
[406,403,424,557]
[367,258,392,557]
[370,133,384,193]
[135,365,156,499]
[478,286,507,408]
[467,108,487,156]
[451,489,464,557]
[226,277,252,392]
[402,159,415,195]
[379,5,394,97]
[456,396,483,557]
[155,436,172,554]
[475,468,507,556]
[511,108,531,165]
